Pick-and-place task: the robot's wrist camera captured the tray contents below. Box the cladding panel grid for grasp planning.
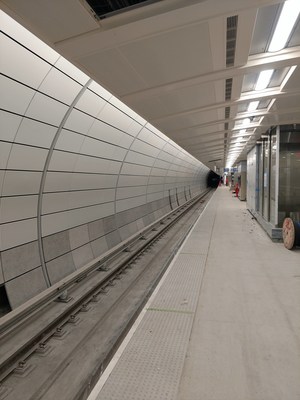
[43,172,118,192]
[0,11,209,308]
[55,131,128,161]
[41,189,115,215]
[87,120,134,148]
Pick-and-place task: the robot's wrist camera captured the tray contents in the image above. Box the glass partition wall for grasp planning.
[278,126,300,226]
[248,124,300,233]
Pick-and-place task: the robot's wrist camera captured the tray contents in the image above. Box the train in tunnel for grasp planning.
[0,11,215,311]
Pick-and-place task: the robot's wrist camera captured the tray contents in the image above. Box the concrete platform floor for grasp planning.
[89,187,300,400]
[178,187,300,400]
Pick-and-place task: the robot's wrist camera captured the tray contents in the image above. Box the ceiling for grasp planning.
[1,0,300,170]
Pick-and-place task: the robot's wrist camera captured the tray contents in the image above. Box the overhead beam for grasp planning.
[163,104,300,141]
[51,0,283,56]
[152,86,300,124]
[121,47,300,103]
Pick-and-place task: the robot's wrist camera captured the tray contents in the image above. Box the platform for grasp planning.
[88,186,300,400]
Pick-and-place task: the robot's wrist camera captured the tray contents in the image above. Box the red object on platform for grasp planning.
[235,184,239,197]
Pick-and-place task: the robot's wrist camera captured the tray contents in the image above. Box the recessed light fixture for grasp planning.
[243,118,251,125]
[255,69,274,90]
[268,0,300,52]
[248,101,259,112]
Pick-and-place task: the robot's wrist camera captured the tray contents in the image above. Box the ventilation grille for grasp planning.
[225,107,230,119]
[225,78,232,101]
[226,15,238,67]
[224,121,229,152]
[86,0,162,19]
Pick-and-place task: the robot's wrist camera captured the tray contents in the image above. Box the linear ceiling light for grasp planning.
[248,101,259,112]
[255,69,274,90]
[268,0,300,52]
[243,118,251,125]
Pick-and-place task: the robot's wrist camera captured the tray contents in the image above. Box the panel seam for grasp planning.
[37,78,92,287]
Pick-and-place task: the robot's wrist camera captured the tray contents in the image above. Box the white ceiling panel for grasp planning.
[119,22,213,87]
[154,81,216,117]
[1,0,299,170]
[82,48,148,95]
[155,109,221,132]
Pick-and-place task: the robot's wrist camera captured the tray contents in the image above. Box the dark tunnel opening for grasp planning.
[207,170,220,188]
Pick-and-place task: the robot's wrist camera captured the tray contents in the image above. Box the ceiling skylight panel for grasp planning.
[268,0,300,52]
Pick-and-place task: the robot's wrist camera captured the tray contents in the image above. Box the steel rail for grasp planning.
[0,189,211,382]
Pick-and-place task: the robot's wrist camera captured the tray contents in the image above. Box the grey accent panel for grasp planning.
[90,236,109,258]
[156,198,169,208]
[116,208,137,227]
[105,231,122,249]
[46,253,75,284]
[143,213,155,226]
[69,224,90,250]
[178,192,185,205]
[1,241,41,281]
[136,218,145,231]
[153,210,163,220]
[6,267,47,309]
[88,219,105,241]
[72,244,94,269]
[170,194,177,207]
[119,221,139,241]
[102,215,118,233]
[42,231,71,262]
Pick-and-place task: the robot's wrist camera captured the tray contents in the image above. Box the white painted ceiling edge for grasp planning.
[1,0,300,170]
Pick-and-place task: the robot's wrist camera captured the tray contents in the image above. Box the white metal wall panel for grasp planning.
[15,118,57,148]
[0,75,35,114]
[0,34,52,88]
[25,92,68,125]
[0,195,38,223]
[7,144,48,171]
[63,109,95,134]
[55,130,86,153]
[88,120,134,147]
[75,89,106,117]
[88,81,112,101]
[38,68,82,105]
[1,218,38,250]
[125,151,155,167]
[54,57,89,85]
[0,12,209,308]
[0,110,22,142]
[99,103,135,131]
[1,171,42,196]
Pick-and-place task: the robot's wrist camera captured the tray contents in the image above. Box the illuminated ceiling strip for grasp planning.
[268,0,300,52]
[255,69,274,90]
[280,65,297,89]
[248,100,259,112]
[227,1,300,167]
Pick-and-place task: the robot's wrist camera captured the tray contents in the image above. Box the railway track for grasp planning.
[0,189,214,400]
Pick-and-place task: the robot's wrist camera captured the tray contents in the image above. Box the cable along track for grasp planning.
[0,189,213,400]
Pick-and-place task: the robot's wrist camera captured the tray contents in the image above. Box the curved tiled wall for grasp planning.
[0,12,209,309]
